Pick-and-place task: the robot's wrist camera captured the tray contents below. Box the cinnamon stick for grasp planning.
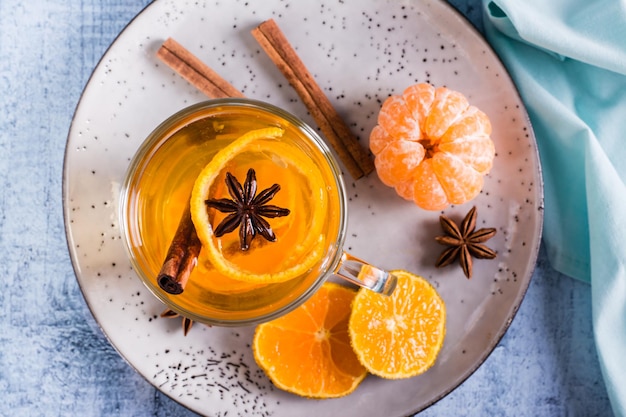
[251,19,375,179]
[153,33,374,293]
[155,38,241,294]
[157,37,244,99]
[157,203,202,295]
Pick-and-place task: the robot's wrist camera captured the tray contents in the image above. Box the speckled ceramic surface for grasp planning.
[63,0,543,415]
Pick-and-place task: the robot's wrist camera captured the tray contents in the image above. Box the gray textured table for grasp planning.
[0,0,613,416]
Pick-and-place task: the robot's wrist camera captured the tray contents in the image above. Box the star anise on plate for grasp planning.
[160,308,195,336]
[205,168,290,251]
[434,206,496,279]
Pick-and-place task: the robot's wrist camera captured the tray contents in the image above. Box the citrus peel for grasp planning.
[190,127,327,284]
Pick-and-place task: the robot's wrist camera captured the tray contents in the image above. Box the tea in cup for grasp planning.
[120,99,396,326]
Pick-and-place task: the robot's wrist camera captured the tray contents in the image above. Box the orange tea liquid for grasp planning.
[122,102,345,324]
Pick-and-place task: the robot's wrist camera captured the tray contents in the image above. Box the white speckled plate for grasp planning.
[63,0,543,415]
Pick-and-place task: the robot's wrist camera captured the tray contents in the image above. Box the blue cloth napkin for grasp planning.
[482,1,626,415]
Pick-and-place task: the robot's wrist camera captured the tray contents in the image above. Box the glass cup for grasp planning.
[120,98,397,326]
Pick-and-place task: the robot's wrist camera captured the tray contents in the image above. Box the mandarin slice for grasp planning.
[253,283,367,398]
[369,82,495,210]
[349,270,446,379]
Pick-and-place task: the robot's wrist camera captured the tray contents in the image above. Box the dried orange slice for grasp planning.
[370,83,495,210]
[190,127,327,284]
[349,270,446,379]
[253,283,367,398]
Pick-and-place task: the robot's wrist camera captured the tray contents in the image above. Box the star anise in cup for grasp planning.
[205,168,290,251]
[435,206,496,279]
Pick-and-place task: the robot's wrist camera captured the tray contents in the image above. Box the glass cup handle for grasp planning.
[333,252,398,296]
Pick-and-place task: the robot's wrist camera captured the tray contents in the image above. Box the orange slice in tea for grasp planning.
[253,283,367,398]
[370,82,495,210]
[190,127,328,284]
[349,270,446,379]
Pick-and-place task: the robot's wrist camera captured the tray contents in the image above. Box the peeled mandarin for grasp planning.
[369,82,495,210]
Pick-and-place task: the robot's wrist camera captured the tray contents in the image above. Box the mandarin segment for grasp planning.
[438,136,495,174]
[394,180,416,201]
[369,82,495,210]
[439,106,494,173]
[349,270,446,379]
[410,159,449,211]
[432,153,484,204]
[423,87,469,138]
[253,283,367,398]
[369,125,393,155]
[402,82,436,124]
[374,140,426,186]
[376,95,421,140]
[439,106,492,145]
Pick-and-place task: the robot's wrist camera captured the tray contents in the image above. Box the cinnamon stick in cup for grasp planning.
[251,19,375,179]
[153,32,373,294]
[154,38,240,294]
[157,204,202,294]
